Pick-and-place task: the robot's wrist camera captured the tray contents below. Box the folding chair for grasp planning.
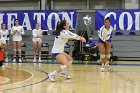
[110,44,117,64]
[129,31,136,36]
[115,31,123,35]
[21,42,27,62]
[41,43,49,61]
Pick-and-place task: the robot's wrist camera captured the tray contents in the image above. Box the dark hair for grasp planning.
[1,23,5,29]
[56,20,67,35]
[36,23,39,25]
[105,17,110,22]
[14,19,18,26]
[35,23,39,27]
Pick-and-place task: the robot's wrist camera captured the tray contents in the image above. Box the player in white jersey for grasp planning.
[32,23,43,63]
[48,20,86,82]
[0,36,6,48]
[0,23,9,62]
[11,19,25,63]
[98,17,113,72]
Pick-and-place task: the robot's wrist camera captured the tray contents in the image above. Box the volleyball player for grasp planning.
[32,23,43,63]
[98,17,113,72]
[0,35,6,68]
[11,19,25,63]
[48,20,86,82]
[0,23,9,62]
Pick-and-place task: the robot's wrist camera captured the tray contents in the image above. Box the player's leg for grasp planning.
[105,41,112,70]
[12,41,17,62]
[60,52,73,79]
[17,41,22,62]
[0,44,6,68]
[63,52,73,65]
[2,43,8,62]
[5,41,8,62]
[98,42,106,72]
[37,41,42,62]
[32,42,38,63]
[48,53,70,82]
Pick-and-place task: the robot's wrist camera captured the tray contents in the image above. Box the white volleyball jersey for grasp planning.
[11,26,25,41]
[0,38,6,46]
[32,29,42,42]
[52,30,80,53]
[0,30,9,40]
[98,26,113,42]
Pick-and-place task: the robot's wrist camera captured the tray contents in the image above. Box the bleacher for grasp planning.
[93,30,140,61]
[7,29,140,62]
[8,30,75,62]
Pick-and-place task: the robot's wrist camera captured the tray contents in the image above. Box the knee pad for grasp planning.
[69,61,73,65]
[60,65,67,70]
[5,52,8,54]
[106,61,110,64]
[17,48,21,51]
[13,48,16,51]
[106,54,111,58]
[100,54,105,59]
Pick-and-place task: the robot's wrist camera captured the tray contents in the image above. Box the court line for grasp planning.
[1,68,49,91]
[113,64,140,66]
[113,71,138,87]
[0,76,9,84]
[7,62,140,66]
[1,63,139,91]
[0,68,34,88]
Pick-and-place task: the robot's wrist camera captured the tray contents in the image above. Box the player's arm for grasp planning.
[32,29,37,38]
[11,27,16,35]
[6,31,10,41]
[1,39,6,45]
[36,30,43,38]
[32,30,42,38]
[0,39,6,50]
[17,26,25,35]
[20,26,25,35]
[62,30,86,42]
[98,27,106,42]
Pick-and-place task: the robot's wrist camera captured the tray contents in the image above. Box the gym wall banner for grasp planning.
[0,10,77,30]
[95,10,140,30]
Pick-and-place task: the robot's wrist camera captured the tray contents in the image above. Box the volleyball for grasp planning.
[83,15,92,25]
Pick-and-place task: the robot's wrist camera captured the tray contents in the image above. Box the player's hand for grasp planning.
[38,34,43,38]
[103,33,108,38]
[13,31,17,35]
[105,41,111,45]
[80,37,86,43]
[17,31,21,35]
[92,46,96,48]
[40,35,43,38]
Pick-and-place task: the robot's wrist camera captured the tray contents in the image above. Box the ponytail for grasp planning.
[1,23,3,29]
[1,23,6,29]
[56,20,67,35]
[56,21,61,34]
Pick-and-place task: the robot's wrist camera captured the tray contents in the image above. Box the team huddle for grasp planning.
[0,17,113,82]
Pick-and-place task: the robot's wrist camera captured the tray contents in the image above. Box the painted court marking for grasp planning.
[1,67,49,91]
[0,76,9,84]
[0,67,34,87]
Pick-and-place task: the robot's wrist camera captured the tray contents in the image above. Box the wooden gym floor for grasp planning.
[0,61,140,93]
